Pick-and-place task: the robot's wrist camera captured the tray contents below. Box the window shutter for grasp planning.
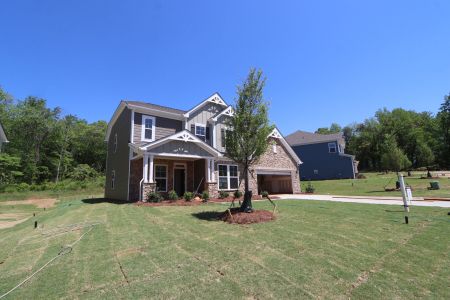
[221,128,225,147]
[191,124,195,134]
[206,127,210,141]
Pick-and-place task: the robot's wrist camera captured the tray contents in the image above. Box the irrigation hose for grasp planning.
[0,223,99,299]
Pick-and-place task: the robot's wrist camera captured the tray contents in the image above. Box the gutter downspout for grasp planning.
[139,178,144,202]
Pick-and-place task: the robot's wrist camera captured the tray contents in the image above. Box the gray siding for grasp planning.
[292,141,355,180]
[105,107,132,200]
[150,140,214,157]
[187,102,221,125]
[133,112,182,143]
[215,115,231,152]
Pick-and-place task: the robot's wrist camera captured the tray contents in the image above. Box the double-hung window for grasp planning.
[142,115,155,142]
[195,124,206,141]
[154,165,167,192]
[328,142,337,153]
[218,165,239,190]
[221,128,232,148]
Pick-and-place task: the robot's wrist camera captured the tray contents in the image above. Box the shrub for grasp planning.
[233,190,243,199]
[201,191,210,203]
[219,191,229,199]
[147,192,163,203]
[17,182,31,192]
[183,192,193,202]
[261,190,269,198]
[69,164,98,181]
[305,182,315,193]
[168,190,178,201]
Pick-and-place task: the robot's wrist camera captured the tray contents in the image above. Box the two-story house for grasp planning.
[0,122,8,152]
[286,130,358,180]
[104,93,302,201]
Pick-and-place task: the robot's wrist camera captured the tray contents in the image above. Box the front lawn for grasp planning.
[301,172,450,198]
[0,197,449,299]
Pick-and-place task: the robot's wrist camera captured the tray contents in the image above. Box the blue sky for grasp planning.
[1,0,449,134]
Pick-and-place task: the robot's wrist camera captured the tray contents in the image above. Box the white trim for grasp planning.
[143,154,149,183]
[139,130,223,158]
[141,115,156,142]
[269,128,302,165]
[211,105,234,122]
[195,123,206,141]
[183,93,228,118]
[154,164,168,192]
[217,164,239,191]
[172,163,187,195]
[328,142,337,153]
[211,121,217,148]
[130,110,135,143]
[149,155,154,183]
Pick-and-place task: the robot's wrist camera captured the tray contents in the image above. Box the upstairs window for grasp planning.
[328,142,337,153]
[221,128,232,148]
[195,124,206,141]
[114,133,118,153]
[142,115,155,142]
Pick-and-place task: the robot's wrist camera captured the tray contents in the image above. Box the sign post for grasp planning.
[398,173,410,224]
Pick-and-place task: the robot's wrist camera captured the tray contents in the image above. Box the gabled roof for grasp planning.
[183,92,228,118]
[285,130,344,146]
[134,130,223,158]
[269,128,302,165]
[0,122,8,143]
[211,105,234,122]
[125,101,186,114]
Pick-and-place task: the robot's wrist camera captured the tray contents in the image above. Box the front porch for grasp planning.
[129,155,218,201]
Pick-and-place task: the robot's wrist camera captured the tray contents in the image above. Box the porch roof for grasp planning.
[130,130,223,159]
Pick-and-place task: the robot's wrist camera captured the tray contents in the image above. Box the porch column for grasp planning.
[211,159,215,182]
[143,153,149,183]
[149,155,154,183]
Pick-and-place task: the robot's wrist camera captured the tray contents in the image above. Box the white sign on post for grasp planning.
[406,186,413,205]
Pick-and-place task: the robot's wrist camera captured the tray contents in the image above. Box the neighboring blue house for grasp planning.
[286,130,358,180]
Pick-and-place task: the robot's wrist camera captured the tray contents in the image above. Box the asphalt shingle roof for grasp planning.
[124,100,186,114]
[285,130,343,146]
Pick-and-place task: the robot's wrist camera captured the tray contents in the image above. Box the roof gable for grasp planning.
[183,93,228,118]
[269,128,302,164]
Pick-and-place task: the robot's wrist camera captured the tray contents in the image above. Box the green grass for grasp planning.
[0,196,449,299]
[301,172,450,198]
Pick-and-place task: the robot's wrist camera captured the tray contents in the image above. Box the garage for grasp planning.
[256,169,293,194]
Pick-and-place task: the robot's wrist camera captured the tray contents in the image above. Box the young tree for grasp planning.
[380,135,411,172]
[437,93,450,168]
[226,69,274,212]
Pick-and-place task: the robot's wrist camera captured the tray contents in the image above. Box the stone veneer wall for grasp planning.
[212,137,301,196]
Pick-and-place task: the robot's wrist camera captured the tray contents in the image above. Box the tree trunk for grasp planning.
[240,166,253,213]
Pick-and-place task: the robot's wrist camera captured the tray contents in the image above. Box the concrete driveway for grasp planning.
[275,194,450,208]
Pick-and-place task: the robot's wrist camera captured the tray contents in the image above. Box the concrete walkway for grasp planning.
[275,194,450,208]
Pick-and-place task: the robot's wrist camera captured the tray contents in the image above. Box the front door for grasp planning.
[173,168,186,196]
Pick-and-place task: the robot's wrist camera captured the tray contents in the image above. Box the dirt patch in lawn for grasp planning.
[220,208,276,224]
[0,213,31,229]
[0,198,57,209]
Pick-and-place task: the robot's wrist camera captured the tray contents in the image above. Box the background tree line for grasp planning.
[316,94,450,172]
[0,86,107,188]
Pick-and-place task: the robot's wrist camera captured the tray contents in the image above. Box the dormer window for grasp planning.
[142,115,156,142]
[328,142,337,153]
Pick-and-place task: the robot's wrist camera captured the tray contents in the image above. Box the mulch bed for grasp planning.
[134,195,281,207]
[219,207,275,224]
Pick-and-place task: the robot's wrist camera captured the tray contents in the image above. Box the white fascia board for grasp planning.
[269,127,303,165]
[139,130,223,158]
[211,105,234,122]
